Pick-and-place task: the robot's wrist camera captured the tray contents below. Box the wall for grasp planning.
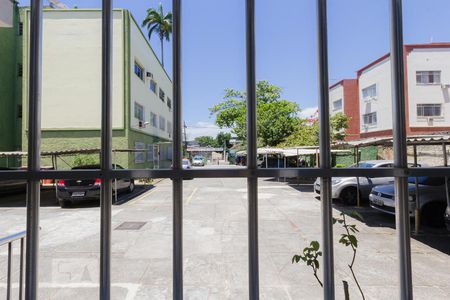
[22,9,125,131]
[0,1,18,153]
[128,12,173,141]
[406,48,450,130]
[358,57,393,136]
[343,80,360,140]
[329,83,344,115]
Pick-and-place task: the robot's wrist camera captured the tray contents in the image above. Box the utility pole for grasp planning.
[183,121,188,158]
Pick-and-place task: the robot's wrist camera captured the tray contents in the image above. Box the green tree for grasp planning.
[142,3,172,66]
[209,81,300,147]
[194,136,218,147]
[279,112,350,147]
[216,132,232,149]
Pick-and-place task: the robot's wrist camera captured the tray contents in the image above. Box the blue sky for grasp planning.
[18,0,450,138]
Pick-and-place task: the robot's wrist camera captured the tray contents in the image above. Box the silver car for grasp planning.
[314,160,397,205]
[369,176,448,227]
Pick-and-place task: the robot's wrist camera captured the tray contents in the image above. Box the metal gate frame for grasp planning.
[0,0,449,299]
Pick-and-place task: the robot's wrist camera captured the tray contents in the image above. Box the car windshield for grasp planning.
[182,160,189,165]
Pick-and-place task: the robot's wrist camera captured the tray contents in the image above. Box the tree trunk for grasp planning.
[160,36,164,67]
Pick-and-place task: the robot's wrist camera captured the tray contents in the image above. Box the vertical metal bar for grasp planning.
[389,1,413,299]
[317,0,335,298]
[413,145,420,234]
[100,0,113,298]
[172,1,183,299]
[7,242,12,300]
[25,1,43,299]
[246,0,259,299]
[20,238,24,300]
[443,143,450,215]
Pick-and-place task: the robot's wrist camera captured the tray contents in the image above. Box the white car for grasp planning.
[314,160,398,205]
[182,159,191,169]
[192,156,205,166]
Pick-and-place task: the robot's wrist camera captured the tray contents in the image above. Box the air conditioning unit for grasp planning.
[426,117,434,125]
[441,83,450,89]
[146,72,153,78]
[362,124,369,131]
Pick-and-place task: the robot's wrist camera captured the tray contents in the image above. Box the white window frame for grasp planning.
[362,112,377,126]
[134,142,145,164]
[159,115,166,131]
[416,71,441,85]
[150,112,158,127]
[332,99,343,111]
[416,103,443,118]
[134,102,144,121]
[362,84,377,100]
[134,61,144,81]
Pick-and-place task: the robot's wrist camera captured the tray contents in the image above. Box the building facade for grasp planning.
[0,0,22,163]
[333,43,450,140]
[14,8,173,168]
[329,79,360,140]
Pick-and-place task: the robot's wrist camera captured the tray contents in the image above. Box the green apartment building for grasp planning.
[0,2,173,169]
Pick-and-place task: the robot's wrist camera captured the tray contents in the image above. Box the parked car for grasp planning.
[314,160,398,205]
[192,156,205,166]
[0,167,27,195]
[369,176,448,227]
[56,164,134,208]
[182,159,192,169]
[445,205,450,231]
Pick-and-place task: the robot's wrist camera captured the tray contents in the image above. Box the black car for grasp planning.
[56,164,134,208]
[0,167,27,195]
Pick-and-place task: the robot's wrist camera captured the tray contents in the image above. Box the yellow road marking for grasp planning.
[185,187,198,205]
[129,187,158,205]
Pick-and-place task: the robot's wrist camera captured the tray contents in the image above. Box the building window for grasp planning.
[167,98,172,110]
[147,144,154,162]
[167,121,172,134]
[134,102,144,121]
[134,61,144,81]
[159,88,165,102]
[17,105,22,118]
[362,112,377,126]
[332,99,342,111]
[159,116,166,130]
[150,79,157,93]
[362,84,377,99]
[417,104,442,117]
[134,142,145,164]
[416,71,441,85]
[17,64,23,77]
[18,22,23,36]
[150,112,158,127]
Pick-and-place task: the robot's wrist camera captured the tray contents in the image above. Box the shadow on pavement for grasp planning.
[0,185,154,208]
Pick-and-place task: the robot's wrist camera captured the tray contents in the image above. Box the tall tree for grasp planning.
[210,81,300,147]
[279,112,350,147]
[142,2,173,67]
[194,136,218,147]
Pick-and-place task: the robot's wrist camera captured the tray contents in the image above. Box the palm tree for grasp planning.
[142,3,173,67]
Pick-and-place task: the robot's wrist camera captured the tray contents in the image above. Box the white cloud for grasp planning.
[298,106,318,119]
[185,121,231,140]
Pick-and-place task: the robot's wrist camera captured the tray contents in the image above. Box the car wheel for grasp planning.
[59,200,70,208]
[127,180,135,193]
[340,187,358,206]
[421,202,446,228]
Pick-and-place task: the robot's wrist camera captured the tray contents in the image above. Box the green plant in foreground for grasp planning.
[333,211,365,300]
[292,241,323,287]
[292,211,365,299]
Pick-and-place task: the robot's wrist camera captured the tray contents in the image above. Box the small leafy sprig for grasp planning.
[292,241,323,287]
[333,211,365,300]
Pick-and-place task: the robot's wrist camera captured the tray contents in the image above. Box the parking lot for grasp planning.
[1,169,449,299]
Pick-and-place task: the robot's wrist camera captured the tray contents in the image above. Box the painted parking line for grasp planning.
[129,187,158,205]
[184,187,198,205]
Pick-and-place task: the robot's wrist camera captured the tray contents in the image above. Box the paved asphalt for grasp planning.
[0,166,449,299]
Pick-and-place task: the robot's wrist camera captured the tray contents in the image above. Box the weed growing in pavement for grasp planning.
[292,211,365,299]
